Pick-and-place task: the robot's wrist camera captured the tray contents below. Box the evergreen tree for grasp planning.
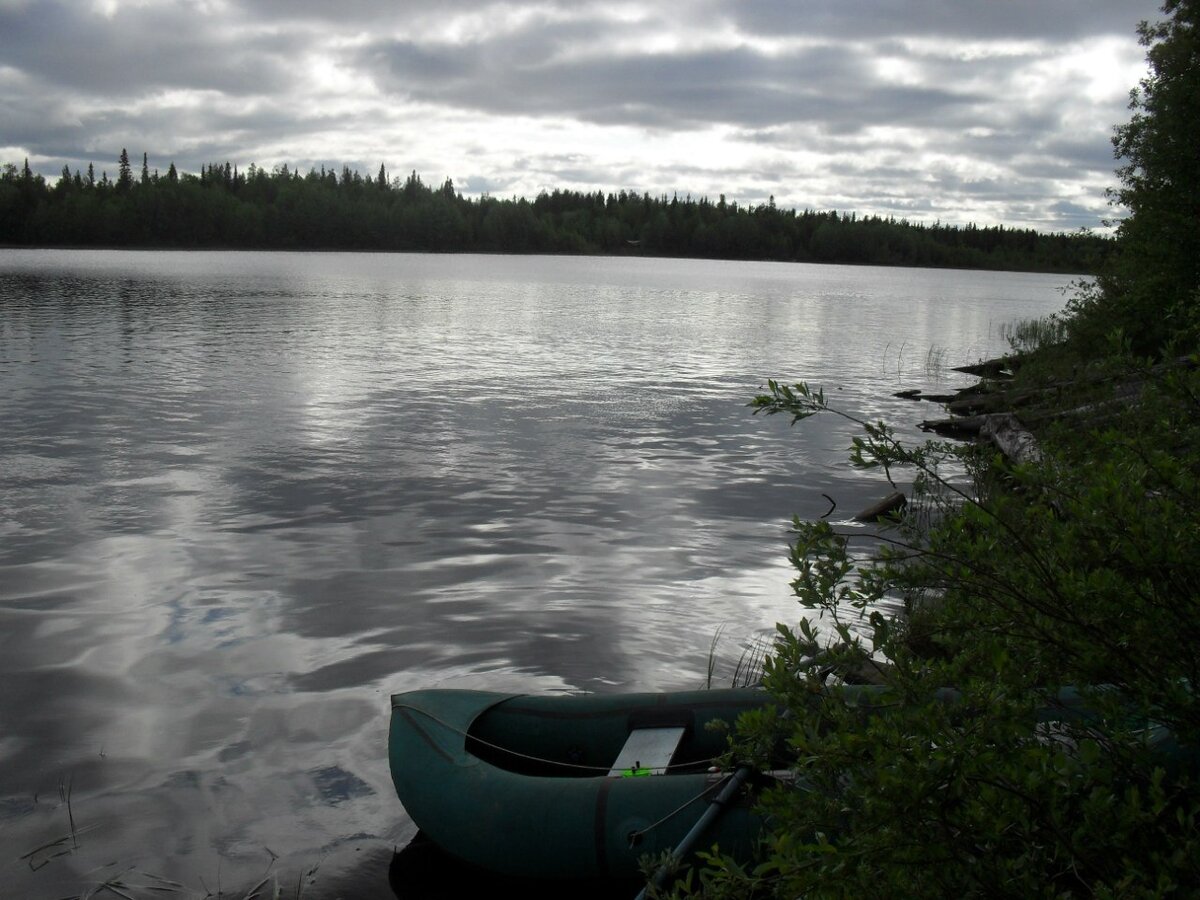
[117,148,132,193]
[1072,0,1200,353]
[404,169,423,199]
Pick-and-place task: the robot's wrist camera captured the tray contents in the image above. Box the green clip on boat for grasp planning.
[388,687,780,879]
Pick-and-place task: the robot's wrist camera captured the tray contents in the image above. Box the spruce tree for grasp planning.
[1072,0,1200,353]
[117,148,132,193]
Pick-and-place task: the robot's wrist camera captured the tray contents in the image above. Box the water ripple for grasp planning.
[0,250,1071,896]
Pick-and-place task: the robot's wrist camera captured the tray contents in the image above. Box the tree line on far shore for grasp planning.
[0,152,1108,274]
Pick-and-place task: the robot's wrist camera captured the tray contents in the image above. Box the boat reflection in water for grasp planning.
[388,832,641,899]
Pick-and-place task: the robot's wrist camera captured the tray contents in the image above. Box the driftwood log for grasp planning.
[919,410,1041,464]
[893,388,961,403]
[980,413,1042,466]
[952,354,1022,378]
[854,491,908,522]
[919,413,995,438]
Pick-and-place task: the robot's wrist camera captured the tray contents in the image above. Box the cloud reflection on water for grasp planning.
[0,250,1068,896]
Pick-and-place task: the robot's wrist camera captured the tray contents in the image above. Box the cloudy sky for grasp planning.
[0,0,1164,231]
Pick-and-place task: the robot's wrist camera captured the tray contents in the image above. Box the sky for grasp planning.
[0,0,1166,231]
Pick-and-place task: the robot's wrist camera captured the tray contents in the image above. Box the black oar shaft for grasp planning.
[634,765,754,900]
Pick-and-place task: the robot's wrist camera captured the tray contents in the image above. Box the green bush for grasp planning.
[664,6,1200,895]
[675,367,1200,899]
[1067,1,1200,358]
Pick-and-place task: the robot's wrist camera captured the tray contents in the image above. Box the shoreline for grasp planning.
[0,244,1097,278]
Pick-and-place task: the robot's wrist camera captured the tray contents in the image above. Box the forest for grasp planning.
[0,153,1108,273]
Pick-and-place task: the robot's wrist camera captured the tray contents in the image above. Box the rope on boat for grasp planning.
[634,765,757,900]
[393,702,722,775]
[624,766,812,846]
[625,775,729,844]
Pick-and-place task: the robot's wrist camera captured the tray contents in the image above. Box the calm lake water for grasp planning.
[0,250,1071,897]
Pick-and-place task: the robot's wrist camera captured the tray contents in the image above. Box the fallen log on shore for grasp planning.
[919,411,1042,465]
[980,413,1042,466]
[952,354,1023,378]
[947,388,1043,416]
[854,491,908,522]
[893,388,961,403]
[918,413,994,438]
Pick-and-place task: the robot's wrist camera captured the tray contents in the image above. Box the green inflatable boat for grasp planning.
[388,687,781,879]
[390,683,1194,882]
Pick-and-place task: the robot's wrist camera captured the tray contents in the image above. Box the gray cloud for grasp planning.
[228,0,555,22]
[728,0,1158,41]
[0,0,1168,230]
[0,2,294,96]
[358,37,986,132]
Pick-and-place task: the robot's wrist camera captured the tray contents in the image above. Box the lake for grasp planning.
[0,250,1072,897]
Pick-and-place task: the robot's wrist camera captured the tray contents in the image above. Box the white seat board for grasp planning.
[607,726,686,776]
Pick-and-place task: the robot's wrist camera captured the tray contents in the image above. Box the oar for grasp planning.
[633,695,808,899]
[634,763,755,900]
